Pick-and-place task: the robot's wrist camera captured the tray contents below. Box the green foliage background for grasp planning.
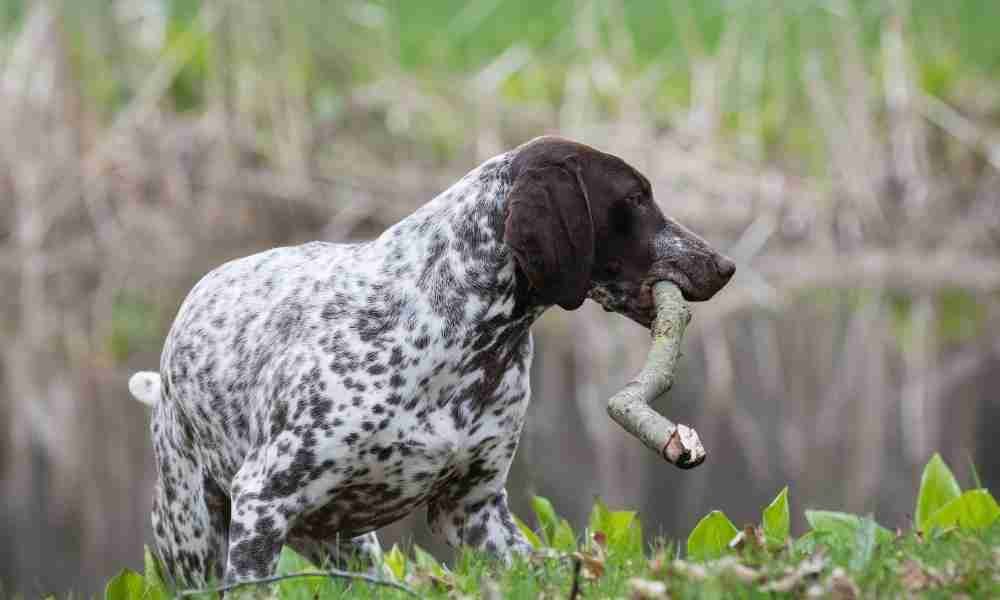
[6,0,997,169]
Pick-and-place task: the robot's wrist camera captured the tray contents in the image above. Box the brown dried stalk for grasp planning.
[607,282,706,469]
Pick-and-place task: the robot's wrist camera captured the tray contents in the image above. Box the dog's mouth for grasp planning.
[589,274,702,329]
[588,282,655,329]
[651,269,716,303]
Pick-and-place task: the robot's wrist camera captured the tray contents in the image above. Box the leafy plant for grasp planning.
[803,510,893,547]
[686,510,739,561]
[587,498,644,557]
[104,570,145,600]
[680,453,999,567]
[683,485,791,560]
[383,544,407,580]
[922,489,1000,531]
[915,452,1000,534]
[105,549,168,600]
[529,495,577,552]
[915,453,963,530]
[762,486,790,548]
[104,454,1000,598]
[513,513,543,549]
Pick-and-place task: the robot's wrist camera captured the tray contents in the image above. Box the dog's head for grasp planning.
[505,136,734,327]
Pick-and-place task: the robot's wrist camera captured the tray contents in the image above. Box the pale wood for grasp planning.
[606,282,706,468]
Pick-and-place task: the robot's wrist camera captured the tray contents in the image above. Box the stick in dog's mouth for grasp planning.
[606,281,706,469]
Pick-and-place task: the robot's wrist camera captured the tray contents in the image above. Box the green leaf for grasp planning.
[531,496,560,545]
[588,497,612,537]
[613,512,644,557]
[850,515,878,571]
[923,489,1000,531]
[277,546,313,573]
[588,498,643,556]
[413,545,448,578]
[513,513,543,549]
[686,510,738,561]
[968,454,984,490]
[142,546,167,600]
[275,546,324,599]
[804,510,893,550]
[790,530,830,556]
[552,518,578,552]
[105,569,145,600]
[762,486,790,547]
[383,544,407,580]
[916,453,962,531]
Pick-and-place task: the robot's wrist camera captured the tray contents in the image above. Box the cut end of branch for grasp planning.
[663,424,706,469]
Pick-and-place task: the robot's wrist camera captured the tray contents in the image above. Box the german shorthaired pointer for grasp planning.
[129,136,734,587]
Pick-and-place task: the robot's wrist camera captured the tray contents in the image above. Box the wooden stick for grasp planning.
[606,282,706,469]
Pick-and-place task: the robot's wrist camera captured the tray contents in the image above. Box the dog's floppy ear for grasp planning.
[504,162,595,310]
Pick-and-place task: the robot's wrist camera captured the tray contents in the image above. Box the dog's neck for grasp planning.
[372,153,544,331]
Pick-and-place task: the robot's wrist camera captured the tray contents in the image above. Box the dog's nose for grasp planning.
[715,255,736,281]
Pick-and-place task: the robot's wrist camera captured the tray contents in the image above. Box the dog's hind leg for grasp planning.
[223,448,300,583]
[150,403,229,588]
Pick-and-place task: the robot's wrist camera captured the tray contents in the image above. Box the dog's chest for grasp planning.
[328,321,533,463]
[289,331,533,535]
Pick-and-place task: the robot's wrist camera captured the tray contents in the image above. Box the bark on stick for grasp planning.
[606,282,706,469]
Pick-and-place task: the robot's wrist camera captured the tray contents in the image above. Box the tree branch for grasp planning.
[606,282,706,469]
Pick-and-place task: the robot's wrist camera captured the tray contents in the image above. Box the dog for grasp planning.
[130,136,734,586]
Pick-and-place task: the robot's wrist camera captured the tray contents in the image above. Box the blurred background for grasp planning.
[1,0,999,595]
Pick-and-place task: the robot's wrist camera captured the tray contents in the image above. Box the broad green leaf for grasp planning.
[513,513,543,549]
[588,498,612,536]
[804,510,893,550]
[383,544,407,580]
[762,486,790,547]
[686,510,738,561]
[588,498,643,556]
[276,546,324,599]
[614,512,644,557]
[923,489,1000,531]
[552,518,578,552]
[849,515,878,570]
[277,545,313,573]
[142,546,167,600]
[791,530,829,555]
[916,453,962,531]
[531,496,560,545]
[105,569,145,600]
[413,545,448,578]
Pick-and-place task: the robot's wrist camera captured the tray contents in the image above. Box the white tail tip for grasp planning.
[128,371,162,406]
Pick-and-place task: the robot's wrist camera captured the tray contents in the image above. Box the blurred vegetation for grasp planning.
[2,1,1000,596]
[8,0,995,170]
[109,292,165,362]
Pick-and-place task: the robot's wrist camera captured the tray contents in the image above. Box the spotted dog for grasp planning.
[130,136,735,587]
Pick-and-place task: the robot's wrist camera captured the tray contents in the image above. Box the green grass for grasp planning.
[102,454,999,599]
[105,515,1000,599]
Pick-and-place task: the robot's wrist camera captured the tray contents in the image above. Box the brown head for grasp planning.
[504,136,735,327]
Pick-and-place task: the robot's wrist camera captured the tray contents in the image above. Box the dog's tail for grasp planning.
[128,371,162,407]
